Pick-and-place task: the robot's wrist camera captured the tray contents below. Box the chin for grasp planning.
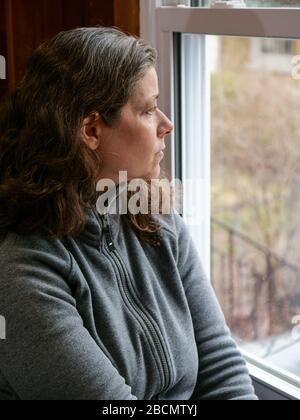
[139,162,161,182]
[149,166,161,181]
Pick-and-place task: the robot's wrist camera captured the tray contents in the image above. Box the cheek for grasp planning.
[132,124,157,154]
[134,140,156,163]
[109,119,158,164]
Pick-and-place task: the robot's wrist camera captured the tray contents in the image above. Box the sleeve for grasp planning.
[173,211,258,400]
[0,243,138,400]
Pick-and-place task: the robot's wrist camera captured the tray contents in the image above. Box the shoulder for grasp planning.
[154,207,188,240]
[0,230,72,264]
[153,208,192,264]
[0,231,72,290]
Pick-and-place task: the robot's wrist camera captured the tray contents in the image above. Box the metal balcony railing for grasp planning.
[211,217,300,341]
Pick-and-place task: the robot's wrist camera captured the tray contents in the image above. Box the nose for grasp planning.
[159,112,174,138]
[165,118,174,135]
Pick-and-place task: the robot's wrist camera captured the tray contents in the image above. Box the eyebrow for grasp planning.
[143,94,160,106]
[133,93,160,110]
[149,93,160,100]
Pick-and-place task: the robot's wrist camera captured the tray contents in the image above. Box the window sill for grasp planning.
[245,357,300,400]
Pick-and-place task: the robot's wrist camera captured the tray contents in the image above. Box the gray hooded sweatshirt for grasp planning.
[0,189,257,400]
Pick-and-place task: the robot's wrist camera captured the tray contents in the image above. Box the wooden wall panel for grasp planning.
[0,0,7,97]
[84,0,114,27]
[0,0,5,31]
[114,0,139,36]
[5,0,64,90]
[62,0,85,29]
[1,0,140,94]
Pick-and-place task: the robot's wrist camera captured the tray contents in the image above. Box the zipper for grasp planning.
[102,214,116,252]
[97,211,173,393]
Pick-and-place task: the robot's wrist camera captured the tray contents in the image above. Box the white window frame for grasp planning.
[141,1,211,278]
[140,0,300,399]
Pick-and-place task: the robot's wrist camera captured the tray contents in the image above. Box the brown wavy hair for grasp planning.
[0,26,174,246]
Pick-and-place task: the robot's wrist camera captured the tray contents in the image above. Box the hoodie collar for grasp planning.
[77,182,128,247]
[77,204,104,247]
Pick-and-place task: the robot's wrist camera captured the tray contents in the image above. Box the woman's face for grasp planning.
[83,67,174,183]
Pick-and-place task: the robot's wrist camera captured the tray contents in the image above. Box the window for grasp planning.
[249,38,294,73]
[260,39,293,55]
[210,34,300,382]
[200,0,300,7]
[141,0,300,399]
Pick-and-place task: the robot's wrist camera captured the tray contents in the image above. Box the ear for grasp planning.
[81,112,102,150]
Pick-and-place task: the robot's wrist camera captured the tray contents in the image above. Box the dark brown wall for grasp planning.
[0,0,7,96]
[0,0,140,95]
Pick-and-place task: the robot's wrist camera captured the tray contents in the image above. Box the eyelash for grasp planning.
[145,106,158,116]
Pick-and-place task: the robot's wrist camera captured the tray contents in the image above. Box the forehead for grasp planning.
[130,67,159,103]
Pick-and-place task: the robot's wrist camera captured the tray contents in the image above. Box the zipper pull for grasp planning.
[102,213,116,252]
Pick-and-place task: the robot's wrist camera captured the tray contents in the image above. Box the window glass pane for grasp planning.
[200,0,300,7]
[208,34,300,380]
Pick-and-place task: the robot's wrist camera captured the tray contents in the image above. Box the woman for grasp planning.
[0,27,257,400]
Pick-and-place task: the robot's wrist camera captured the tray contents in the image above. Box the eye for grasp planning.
[145,106,158,116]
